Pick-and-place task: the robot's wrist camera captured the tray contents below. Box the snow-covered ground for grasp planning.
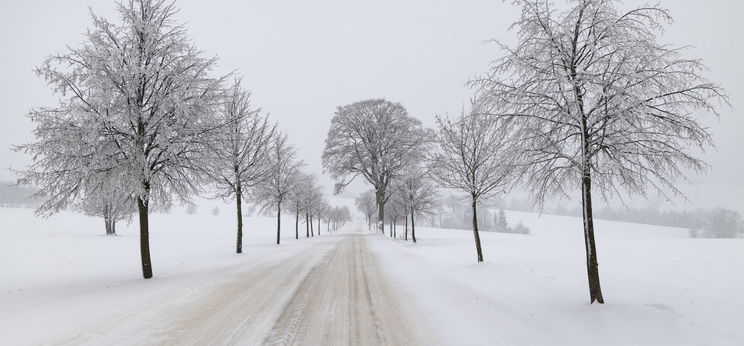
[1,204,742,345]
[0,201,341,344]
[372,210,744,346]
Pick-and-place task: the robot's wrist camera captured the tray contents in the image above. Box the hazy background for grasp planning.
[1,0,741,212]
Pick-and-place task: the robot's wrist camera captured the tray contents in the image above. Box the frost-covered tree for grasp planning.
[287,172,311,240]
[355,190,376,230]
[470,0,727,303]
[297,176,323,238]
[386,190,406,238]
[256,134,303,244]
[208,78,276,254]
[79,178,135,235]
[431,107,515,261]
[16,0,225,279]
[322,99,431,234]
[327,205,352,232]
[397,167,439,243]
[315,198,330,236]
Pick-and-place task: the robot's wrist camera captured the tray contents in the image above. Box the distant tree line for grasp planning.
[550,204,743,239]
[0,181,42,207]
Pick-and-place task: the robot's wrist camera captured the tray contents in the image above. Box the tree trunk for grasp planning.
[306,213,309,238]
[137,185,152,279]
[404,211,409,241]
[411,211,417,243]
[236,185,243,253]
[376,187,385,234]
[582,171,605,304]
[317,217,321,236]
[472,197,484,263]
[574,56,605,304]
[393,221,396,239]
[276,200,281,245]
[104,215,111,235]
[103,203,112,235]
[110,218,116,235]
[295,207,299,240]
[310,214,314,237]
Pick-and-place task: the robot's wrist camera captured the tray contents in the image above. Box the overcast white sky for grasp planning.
[1,0,741,212]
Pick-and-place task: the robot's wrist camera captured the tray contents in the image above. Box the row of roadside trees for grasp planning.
[327,0,727,304]
[15,0,345,280]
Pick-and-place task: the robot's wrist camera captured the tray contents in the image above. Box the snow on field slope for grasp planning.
[371,210,744,346]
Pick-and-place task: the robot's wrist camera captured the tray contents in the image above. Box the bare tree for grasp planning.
[287,172,311,240]
[386,190,406,238]
[15,0,225,279]
[208,78,276,254]
[315,198,330,236]
[322,98,431,234]
[256,134,303,245]
[297,176,323,238]
[398,167,440,244]
[471,0,727,303]
[355,190,376,230]
[327,205,352,232]
[431,107,515,262]
[79,177,135,235]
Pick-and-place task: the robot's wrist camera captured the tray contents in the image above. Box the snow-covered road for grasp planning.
[35,229,427,345]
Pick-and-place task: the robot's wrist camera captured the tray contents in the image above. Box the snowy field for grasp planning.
[373,210,744,346]
[1,204,742,345]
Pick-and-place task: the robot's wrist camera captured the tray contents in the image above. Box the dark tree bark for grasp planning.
[104,215,112,235]
[582,171,604,304]
[306,213,309,238]
[411,210,417,244]
[404,211,408,241]
[376,187,385,234]
[393,221,396,239]
[103,204,111,235]
[137,183,152,279]
[103,203,116,235]
[310,214,314,237]
[471,197,484,263]
[276,200,282,245]
[576,81,605,303]
[295,207,299,240]
[236,183,243,253]
[317,217,321,236]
